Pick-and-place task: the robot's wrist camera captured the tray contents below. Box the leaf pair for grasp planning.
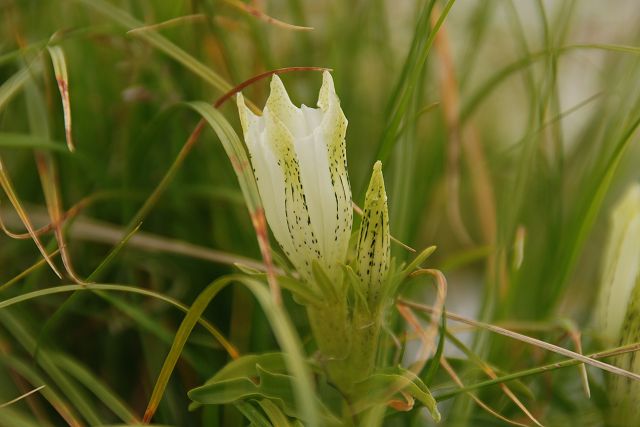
[189,353,340,426]
[189,353,440,424]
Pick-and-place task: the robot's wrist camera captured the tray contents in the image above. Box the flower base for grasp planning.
[307,303,382,396]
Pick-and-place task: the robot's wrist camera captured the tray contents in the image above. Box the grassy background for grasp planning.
[1,0,640,425]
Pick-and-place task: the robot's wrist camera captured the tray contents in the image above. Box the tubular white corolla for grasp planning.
[594,184,640,343]
[237,72,352,283]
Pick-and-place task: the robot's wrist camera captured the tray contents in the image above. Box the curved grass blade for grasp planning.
[0,158,62,278]
[443,329,542,426]
[461,44,640,123]
[23,62,84,284]
[0,385,46,409]
[74,0,232,94]
[224,0,312,31]
[0,133,72,152]
[0,282,238,355]
[141,275,319,426]
[422,308,445,385]
[0,407,46,427]
[374,0,457,164]
[126,14,210,34]
[0,65,61,278]
[0,67,31,110]
[0,353,80,426]
[0,311,102,425]
[52,354,138,423]
[32,221,140,363]
[126,7,311,33]
[213,66,330,111]
[185,102,260,212]
[34,153,84,283]
[0,249,60,293]
[235,278,319,427]
[141,276,234,423]
[435,342,640,401]
[35,101,208,356]
[399,300,640,382]
[439,357,528,427]
[185,101,281,303]
[47,45,74,151]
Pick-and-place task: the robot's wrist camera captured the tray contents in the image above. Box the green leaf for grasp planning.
[145,276,321,426]
[255,399,292,427]
[190,363,339,426]
[206,353,289,383]
[235,401,273,427]
[351,366,440,422]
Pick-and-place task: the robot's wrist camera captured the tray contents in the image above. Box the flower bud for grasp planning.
[356,161,390,301]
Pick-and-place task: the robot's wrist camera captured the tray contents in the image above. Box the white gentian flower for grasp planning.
[237,72,352,283]
[608,277,640,423]
[594,184,640,343]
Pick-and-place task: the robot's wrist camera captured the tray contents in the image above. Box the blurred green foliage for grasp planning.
[1,0,640,425]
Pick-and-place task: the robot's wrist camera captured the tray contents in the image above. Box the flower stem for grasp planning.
[307,303,381,395]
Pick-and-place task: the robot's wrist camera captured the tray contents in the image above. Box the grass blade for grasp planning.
[0,385,46,408]
[46,45,74,151]
[0,158,62,278]
[142,277,234,423]
[75,0,232,93]
[0,67,31,111]
[399,300,640,382]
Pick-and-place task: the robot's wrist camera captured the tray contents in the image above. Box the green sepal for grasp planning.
[379,246,437,304]
[311,260,340,302]
[227,269,322,307]
[397,246,437,280]
[270,250,296,277]
[341,264,369,314]
[277,275,323,307]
